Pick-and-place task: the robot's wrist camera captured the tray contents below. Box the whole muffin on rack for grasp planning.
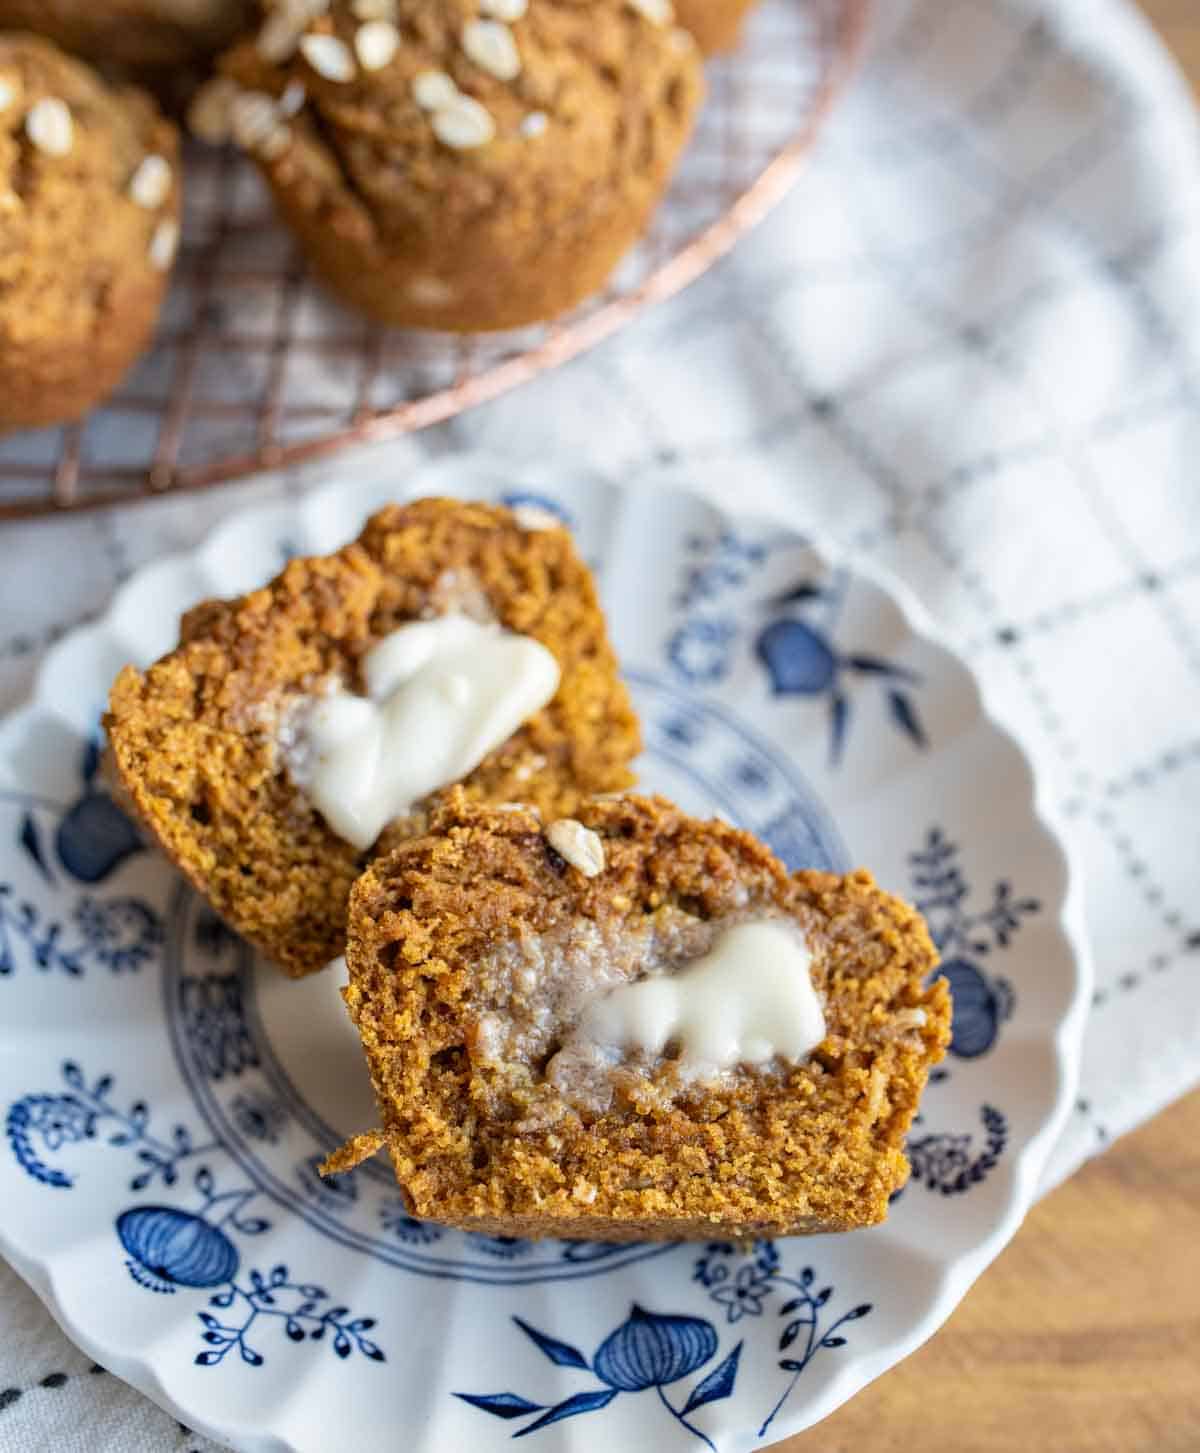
[207,0,704,332]
[673,0,758,54]
[0,1,252,90]
[0,35,181,430]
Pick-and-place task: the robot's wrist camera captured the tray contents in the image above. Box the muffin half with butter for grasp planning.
[328,791,951,1240]
[105,498,642,977]
[0,34,181,430]
[196,0,703,331]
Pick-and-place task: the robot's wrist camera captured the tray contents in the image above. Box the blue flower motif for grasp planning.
[229,1093,286,1145]
[753,579,926,764]
[458,1305,741,1450]
[379,1199,442,1245]
[467,1233,531,1259]
[660,713,703,747]
[30,1095,92,1151]
[676,530,770,610]
[593,1304,717,1390]
[117,1206,240,1294]
[74,896,163,972]
[729,757,770,794]
[909,828,1035,1058]
[54,736,144,885]
[710,1264,772,1323]
[179,973,258,1080]
[668,619,737,685]
[907,1105,1008,1196]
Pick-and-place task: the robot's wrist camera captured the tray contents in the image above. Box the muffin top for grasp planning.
[208,0,702,244]
[0,0,252,71]
[0,34,180,351]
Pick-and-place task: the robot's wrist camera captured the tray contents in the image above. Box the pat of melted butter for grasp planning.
[288,615,559,850]
[577,920,824,1073]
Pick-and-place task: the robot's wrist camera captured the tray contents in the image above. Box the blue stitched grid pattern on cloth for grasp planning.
[1,0,1198,1445]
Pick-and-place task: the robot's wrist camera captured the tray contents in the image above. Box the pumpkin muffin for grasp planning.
[105,498,642,979]
[674,0,758,54]
[202,0,703,331]
[330,791,951,1241]
[0,0,252,89]
[0,34,181,430]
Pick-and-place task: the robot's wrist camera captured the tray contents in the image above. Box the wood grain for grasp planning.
[772,1086,1200,1451]
[1138,0,1200,91]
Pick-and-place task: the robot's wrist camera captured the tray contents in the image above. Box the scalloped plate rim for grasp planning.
[0,457,1091,1452]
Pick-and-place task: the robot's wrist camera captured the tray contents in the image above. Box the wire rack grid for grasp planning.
[0,0,868,520]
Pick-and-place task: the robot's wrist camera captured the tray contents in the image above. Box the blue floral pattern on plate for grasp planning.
[0,465,1087,1453]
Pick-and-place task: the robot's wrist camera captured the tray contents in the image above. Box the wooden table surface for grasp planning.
[776,8,1200,1449]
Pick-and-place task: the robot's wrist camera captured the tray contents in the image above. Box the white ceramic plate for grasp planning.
[0,459,1089,1453]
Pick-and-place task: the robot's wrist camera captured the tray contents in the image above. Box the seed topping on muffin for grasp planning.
[25,96,74,156]
[128,153,172,208]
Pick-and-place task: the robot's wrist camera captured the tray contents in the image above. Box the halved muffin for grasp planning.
[106,498,641,977]
[334,790,951,1240]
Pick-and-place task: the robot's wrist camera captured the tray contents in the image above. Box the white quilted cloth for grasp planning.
[2,0,1198,1445]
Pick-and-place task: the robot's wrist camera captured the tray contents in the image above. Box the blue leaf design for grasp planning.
[239,1343,264,1367]
[238,1218,270,1235]
[830,691,849,763]
[19,814,53,883]
[845,653,919,682]
[512,1389,618,1437]
[359,1340,385,1362]
[195,1350,223,1366]
[270,1264,287,1286]
[888,689,927,748]
[800,1267,814,1287]
[81,737,102,784]
[512,1317,590,1370]
[845,1304,872,1320]
[62,1062,83,1091]
[778,1298,805,1316]
[770,582,825,606]
[780,1321,804,1351]
[454,1392,546,1420]
[814,1287,832,1308]
[821,1335,847,1348]
[681,1342,742,1416]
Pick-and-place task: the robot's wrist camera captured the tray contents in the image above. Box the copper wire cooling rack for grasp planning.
[0,0,868,520]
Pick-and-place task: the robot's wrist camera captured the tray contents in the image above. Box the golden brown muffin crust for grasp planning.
[0,34,180,429]
[215,0,703,329]
[0,0,252,79]
[674,0,758,54]
[344,791,951,1240]
[105,498,641,978]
